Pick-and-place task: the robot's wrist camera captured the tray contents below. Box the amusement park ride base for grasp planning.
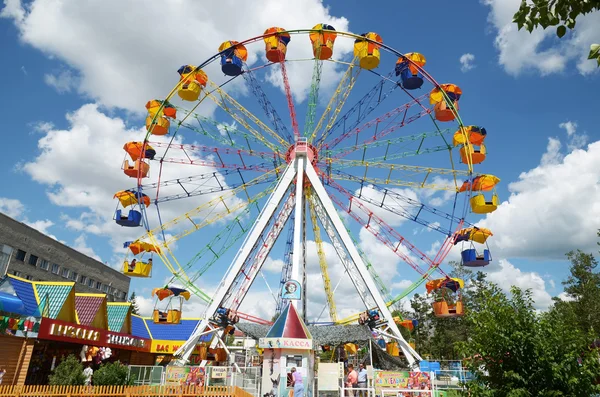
[172,138,422,369]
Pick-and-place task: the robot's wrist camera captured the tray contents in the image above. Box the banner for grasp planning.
[165,366,206,386]
[374,371,431,395]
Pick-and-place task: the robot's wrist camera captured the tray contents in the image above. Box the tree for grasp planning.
[48,355,86,386]
[459,284,600,396]
[92,361,132,386]
[513,0,600,66]
[558,249,600,335]
[128,292,140,315]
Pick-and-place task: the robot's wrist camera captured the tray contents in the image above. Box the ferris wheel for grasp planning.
[114,25,499,367]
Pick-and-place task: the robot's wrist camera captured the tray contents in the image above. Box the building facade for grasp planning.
[0,212,129,302]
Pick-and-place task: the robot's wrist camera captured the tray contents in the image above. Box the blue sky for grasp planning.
[0,0,599,320]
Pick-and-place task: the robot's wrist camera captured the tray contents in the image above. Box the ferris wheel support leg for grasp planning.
[291,156,306,313]
[173,163,299,364]
[304,161,422,368]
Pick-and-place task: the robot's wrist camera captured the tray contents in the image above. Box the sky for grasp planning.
[0,0,598,322]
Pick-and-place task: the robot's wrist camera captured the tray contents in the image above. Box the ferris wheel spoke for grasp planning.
[303,59,323,138]
[226,192,296,311]
[326,163,466,192]
[309,57,360,144]
[322,177,438,276]
[242,67,294,144]
[278,61,300,140]
[327,128,453,161]
[145,231,213,303]
[136,168,277,204]
[150,140,281,166]
[336,178,465,235]
[315,70,402,150]
[308,193,375,310]
[205,81,288,151]
[177,111,281,155]
[321,93,429,153]
[185,202,260,282]
[141,168,281,247]
[307,189,337,322]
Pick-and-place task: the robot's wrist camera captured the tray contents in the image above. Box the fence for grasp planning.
[0,385,253,397]
[128,365,164,386]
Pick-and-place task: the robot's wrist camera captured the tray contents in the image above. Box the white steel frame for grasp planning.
[173,146,422,368]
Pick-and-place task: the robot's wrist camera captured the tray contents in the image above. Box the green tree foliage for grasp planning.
[557,250,600,334]
[92,361,132,386]
[128,292,140,315]
[459,284,600,396]
[48,355,86,386]
[513,0,600,66]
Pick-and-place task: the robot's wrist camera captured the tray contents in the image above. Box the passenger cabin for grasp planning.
[461,248,491,267]
[123,159,149,178]
[114,209,142,227]
[219,41,248,76]
[177,65,208,102]
[470,193,499,214]
[460,143,486,164]
[353,32,383,70]
[395,52,426,90]
[264,27,291,63]
[309,24,337,60]
[122,260,152,277]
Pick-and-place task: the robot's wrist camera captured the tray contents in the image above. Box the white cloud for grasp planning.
[459,53,476,72]
[21,104,244,255]
[483,0,600,76]
[44,69,78,93]
[479,136,600,259]
[559,121,577,136]
[486,259,553,310]
[392,279,413,291]
[1,0,352,112]
[0,197,25,218]
[559,121,588,152]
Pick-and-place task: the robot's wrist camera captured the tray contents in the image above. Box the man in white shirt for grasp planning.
[83,365,93,386]
[357,363,368,397]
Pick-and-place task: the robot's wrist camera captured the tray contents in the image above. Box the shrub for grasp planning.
[48,355,86,386]
[92,361,132,386]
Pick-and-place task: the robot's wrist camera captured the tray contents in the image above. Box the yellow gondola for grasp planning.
[151,287,191,325]
[122,259,152,278]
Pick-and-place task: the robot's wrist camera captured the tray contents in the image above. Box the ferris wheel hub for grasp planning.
[285,137,318,165]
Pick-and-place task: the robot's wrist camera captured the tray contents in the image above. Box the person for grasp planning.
[128,259,137,272]
[0,368,6,385]
[356,363,368,397]
[290,367,303,397]
[345,364,358,397]
[282,282,298,299]
[83,364,93,386]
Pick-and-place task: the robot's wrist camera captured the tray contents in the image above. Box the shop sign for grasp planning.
[38,318,150,352]
[258,337,312,350]
[211,367,227,379]
[373,371,431,394]
[151,339,205,354]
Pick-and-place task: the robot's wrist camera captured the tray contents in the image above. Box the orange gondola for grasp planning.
[426,278,465,318]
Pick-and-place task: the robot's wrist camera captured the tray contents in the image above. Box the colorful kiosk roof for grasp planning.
[266,303,312,339]
[0,275,212,346]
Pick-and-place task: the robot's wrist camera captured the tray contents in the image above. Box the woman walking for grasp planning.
[290,367,304,397]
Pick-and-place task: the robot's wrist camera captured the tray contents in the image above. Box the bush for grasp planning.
[48,355,86,386]
[92,361,132,386]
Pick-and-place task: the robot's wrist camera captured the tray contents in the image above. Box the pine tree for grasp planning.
[128,292,140,315]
